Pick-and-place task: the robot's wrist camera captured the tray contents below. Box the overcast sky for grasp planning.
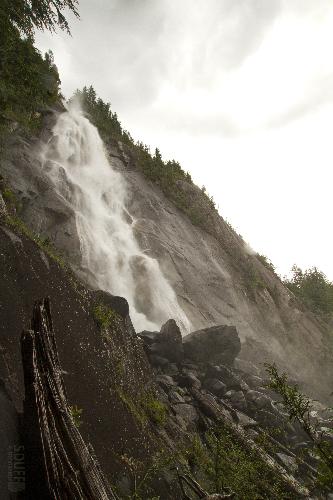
[36,0,333,280]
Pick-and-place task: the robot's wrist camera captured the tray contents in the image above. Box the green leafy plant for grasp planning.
[184,428,299,499]
[117,452,169,500]
[256,253,276,273]
[243,261,265,299]
[116,388,167,428]
[93,303,121,329]
[142,393,167,427]
[265,363,333,490]
[284,265,333,319]
[69,404,83,428]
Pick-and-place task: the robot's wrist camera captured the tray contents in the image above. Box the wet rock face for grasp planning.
[183,325,241,366]
[90,290,130,319]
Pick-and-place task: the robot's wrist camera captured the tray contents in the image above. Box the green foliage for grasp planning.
[1,187,16,205]
[284,265,333,318]
[118,452,167,499]
[69,404,83,428]
[0,22,61,141]
[142,393,167,427]
[243,261,265,298]
[74,86,125,143]
[257,253,276,273]
[93,303,121,329]
[116,387,167,428]
[265,363,333,490]
[116,387,147,427]
[0,0,79,38]
[185,428,298,499]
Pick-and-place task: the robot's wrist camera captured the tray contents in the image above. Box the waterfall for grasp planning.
[40,101,191,333]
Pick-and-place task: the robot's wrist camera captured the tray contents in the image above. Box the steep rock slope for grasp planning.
[1,108,332,402]
[0,217,314,499]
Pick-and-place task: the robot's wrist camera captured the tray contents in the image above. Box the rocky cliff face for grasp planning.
[0,114,332,497]
[0,220,316,498]
[1,107,331,403]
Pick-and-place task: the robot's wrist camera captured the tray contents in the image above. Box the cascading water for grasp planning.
[40,101,191,333]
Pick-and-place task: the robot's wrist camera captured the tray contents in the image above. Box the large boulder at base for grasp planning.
[156,319,184,363]
[90,290,129,319]
[183,325,241,366]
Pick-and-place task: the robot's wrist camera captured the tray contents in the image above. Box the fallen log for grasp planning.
[21,297,117,500]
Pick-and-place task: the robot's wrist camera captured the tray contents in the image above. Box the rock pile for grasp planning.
[139,320,330,489]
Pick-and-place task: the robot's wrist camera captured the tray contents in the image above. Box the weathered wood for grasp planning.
[21,298,117,500]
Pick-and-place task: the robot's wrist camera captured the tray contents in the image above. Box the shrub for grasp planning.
[257,253,276,273]
[93,303,121,329]
[284,265,333,318]
[184,427,298,499]
[265,363,333,491]
[243,261,265,299]
[69,404,83,428]
[142,393,167,427]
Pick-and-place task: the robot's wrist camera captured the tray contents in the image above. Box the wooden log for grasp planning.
[21,298,117,500]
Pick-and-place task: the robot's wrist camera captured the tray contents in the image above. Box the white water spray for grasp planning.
[40,102,191,333]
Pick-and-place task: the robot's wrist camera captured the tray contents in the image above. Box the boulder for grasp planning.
[162,363,179,375]
[177,372,201,389]
[204,378,227,397]
[173,403,198,425]
[149,355,169,367]
[183,325,240,366]
[157,319,184,363]
[225,390,247,412]
[156,374,176,391]
[234,357,260,376]
[243,374,264,389]
[206,364,242,390]
[245,390,273,411]
[169,391,186,404]
[276,453,298,474]
[235,410,258,429]
[139,330,158,345]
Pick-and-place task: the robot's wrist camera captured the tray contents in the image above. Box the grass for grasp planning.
[116,387,167,428]
[142,393,167,427]
[116,387,148,427]
[93,303,121,329]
